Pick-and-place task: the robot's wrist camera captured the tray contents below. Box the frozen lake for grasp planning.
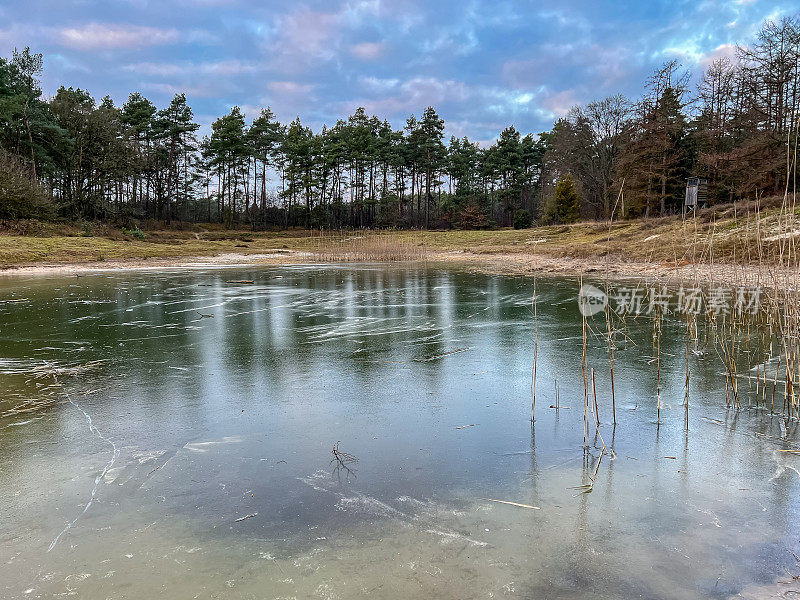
[1,265,798,599]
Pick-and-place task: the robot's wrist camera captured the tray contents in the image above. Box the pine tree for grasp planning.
[154,94,199,223]
[418,106,445,228]
[208,107,246,224]
[121,92,157,216]
[544,175,580,224]
[247,107,283,212]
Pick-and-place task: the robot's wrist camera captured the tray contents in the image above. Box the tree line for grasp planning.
[1,15,798,229]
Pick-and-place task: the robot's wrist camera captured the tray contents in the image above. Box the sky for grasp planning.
[0,0,796,143]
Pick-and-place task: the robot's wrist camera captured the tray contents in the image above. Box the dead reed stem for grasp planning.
[581,276,589,448]
[531,278,538,422]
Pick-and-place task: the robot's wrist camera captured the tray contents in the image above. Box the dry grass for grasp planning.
[0,198,797,270]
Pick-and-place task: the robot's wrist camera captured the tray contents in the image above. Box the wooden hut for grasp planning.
[684,177,708,212]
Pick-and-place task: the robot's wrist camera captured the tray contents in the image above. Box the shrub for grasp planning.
[513,209,532,229]
[0,150,53,220]
[456,204,489,229]
[121,226,147,240]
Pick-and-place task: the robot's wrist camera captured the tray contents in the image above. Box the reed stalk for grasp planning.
[531,278,538,422]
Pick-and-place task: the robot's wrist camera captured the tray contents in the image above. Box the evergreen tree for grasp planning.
[544,175,581,224]
[208,106,247,224]
[247,107,283,212]
[153,94,199,223]
[615,61,690,216]
[418,106,445,228]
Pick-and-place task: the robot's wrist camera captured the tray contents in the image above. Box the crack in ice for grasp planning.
[48,394,119,552]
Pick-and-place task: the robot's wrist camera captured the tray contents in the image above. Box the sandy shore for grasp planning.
[0,251,306,276]
[0,248,785,288]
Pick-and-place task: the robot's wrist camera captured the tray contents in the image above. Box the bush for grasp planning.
[456,204,489,229]
[121,226,147,240]
[513,209,532,229]
[0,150,53,220]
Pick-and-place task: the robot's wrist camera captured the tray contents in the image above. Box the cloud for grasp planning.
[350,42,383,60]
[178,0,239,5]
[267,81,316,95]
[698,43,739,68]
[124,62,184,77]
[0,0,792,144]
[263,2,398,73]
[125,60,261,77]
[140,81,218,98]
[539,89,580,119]
[502,40,635,94]
[263,81,317,119]
[58,23,179,50]
[266,7,340,71]
[358,76,401,93]
[239,82,318,124]
[341,76,472,117]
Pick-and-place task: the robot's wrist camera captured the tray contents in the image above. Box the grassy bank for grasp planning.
[0,198,794,271]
